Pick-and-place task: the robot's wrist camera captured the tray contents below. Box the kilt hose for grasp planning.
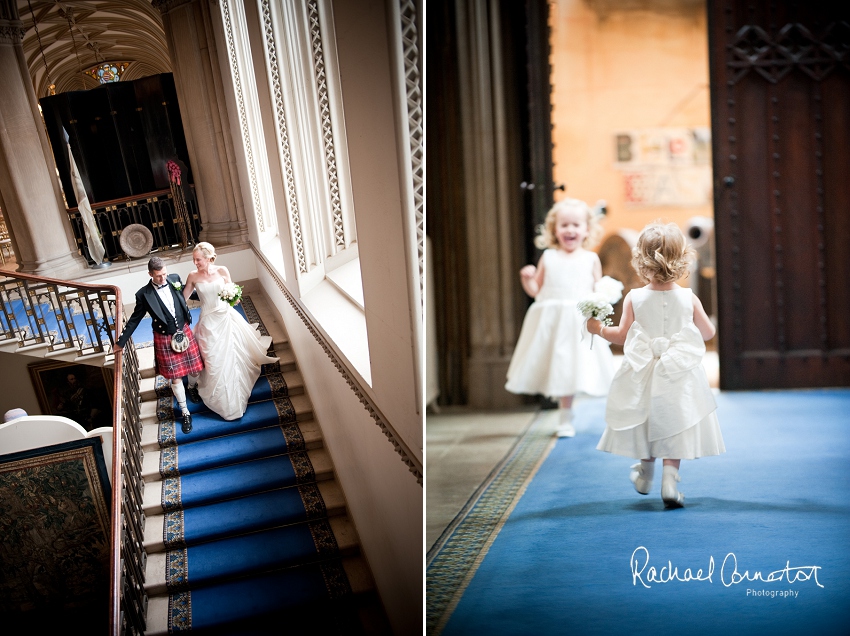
[153,324,205,380]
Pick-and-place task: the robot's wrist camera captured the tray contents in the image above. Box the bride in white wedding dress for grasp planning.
[182,242,278,421]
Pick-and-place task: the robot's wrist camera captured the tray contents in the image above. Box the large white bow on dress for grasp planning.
[606,321,716,441]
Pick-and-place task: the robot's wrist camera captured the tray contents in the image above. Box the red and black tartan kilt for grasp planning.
[153,325,204,380]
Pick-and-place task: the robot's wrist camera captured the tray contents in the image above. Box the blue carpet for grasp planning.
[160,425,301,477]
[172,372,289,415]
[170,454,306,510]
[159,372,288,416]
[143,296,359,631]
[157,397,297,447]
[437,390,850,635]
[171,561,352,632]
[156,372,289,419]
[166,487,319,547]
[168,521,335,589]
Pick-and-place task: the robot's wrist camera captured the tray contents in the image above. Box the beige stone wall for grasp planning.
[549,0,713,240]
[259,269,422,636]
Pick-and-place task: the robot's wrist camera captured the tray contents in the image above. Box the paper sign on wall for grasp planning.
[614,128,712,207]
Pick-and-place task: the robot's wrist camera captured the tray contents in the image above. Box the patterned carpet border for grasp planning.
[239,296,268,337]
[426,410,559,635]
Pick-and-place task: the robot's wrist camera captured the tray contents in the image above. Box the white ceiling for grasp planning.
[18,0,171,97]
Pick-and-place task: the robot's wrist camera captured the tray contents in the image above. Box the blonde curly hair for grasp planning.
[193,241,217,262]
[631,221,695,284]
[534,198,604,250]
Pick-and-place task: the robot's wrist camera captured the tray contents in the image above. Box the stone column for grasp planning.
[0,2,87,278]
[455,0,526,408]
[153,0,248,246]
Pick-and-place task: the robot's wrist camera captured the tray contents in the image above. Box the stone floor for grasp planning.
[426,352,720,551]
[425,407,538,550]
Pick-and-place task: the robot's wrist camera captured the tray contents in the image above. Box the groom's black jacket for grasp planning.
[117,273,193,348]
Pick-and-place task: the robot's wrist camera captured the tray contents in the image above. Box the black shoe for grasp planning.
[187,384,201,404]
[181,412,193,434]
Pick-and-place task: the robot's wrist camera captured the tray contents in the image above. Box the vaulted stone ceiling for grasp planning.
[18,0,171,98]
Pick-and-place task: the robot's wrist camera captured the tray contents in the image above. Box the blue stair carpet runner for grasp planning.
[144,299,361,633]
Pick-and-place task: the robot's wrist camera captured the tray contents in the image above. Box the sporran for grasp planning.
[171,329,189,353]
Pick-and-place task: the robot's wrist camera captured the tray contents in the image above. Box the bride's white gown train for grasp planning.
[193,279,278,420]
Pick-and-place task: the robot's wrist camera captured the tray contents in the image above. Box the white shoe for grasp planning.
[555,407,575,438]
[556,422,576,438]
[661,465,685,508]
[629,462,654,495]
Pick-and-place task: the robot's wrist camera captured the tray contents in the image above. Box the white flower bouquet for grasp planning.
[577,276,623,348]
[218,282,243,307]
[577,293,615,326]
[595,275,624,304]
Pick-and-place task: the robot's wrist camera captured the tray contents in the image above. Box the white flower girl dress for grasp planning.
[597,286,725,459]
[506,249,614,399]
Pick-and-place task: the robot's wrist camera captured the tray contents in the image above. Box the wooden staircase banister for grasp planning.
[0,269,145,634]
[0,268,124,290]
[109,299,147,635]
[0,270,119,357]
[68,188,174,212]
[110,324,125,634]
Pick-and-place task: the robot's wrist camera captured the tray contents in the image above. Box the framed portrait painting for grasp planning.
[27,360,114,431]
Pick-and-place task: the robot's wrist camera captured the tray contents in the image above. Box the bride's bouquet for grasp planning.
[577,276,624,348]
[218,282,243,307]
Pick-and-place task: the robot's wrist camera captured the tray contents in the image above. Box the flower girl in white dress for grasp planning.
[505,198,615,437]
[587,221,725,508]
[182,242,278,421]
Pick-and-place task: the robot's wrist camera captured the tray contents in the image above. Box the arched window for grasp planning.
[220,0,369,380]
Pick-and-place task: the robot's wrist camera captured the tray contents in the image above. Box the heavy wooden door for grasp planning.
[708,1,850,389]
[524,0,556,261]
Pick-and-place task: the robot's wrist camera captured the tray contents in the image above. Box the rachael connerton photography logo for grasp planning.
[747,589,800,598]
[629,546,824,592]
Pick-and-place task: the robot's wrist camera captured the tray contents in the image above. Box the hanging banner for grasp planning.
[63,129,106,264]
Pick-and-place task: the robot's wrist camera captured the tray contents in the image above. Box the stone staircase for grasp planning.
[134,292,389,634]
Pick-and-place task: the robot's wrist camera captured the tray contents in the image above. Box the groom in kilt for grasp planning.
[115,256,204,433]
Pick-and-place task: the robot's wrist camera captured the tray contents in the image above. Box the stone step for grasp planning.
[133,296,291,379]
[130,288,385,632]
[143,555,377,636]
[142,470,343,554]
[10,341,51,356]
[142,514,361,595]
[0,340,111,365]
[139,419,325,510]
[136,345,155,377]
[140,407,323,455]
[142,433,332,483]
[244,292,290,350]
[137,366,305,404]
[139,343,295,379]
[43,348,111,365]
[0,338,22,354]
[138,392,314,443]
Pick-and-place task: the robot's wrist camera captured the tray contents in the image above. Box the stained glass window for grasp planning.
[84,62,129,84]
